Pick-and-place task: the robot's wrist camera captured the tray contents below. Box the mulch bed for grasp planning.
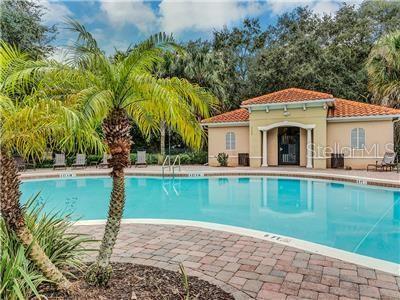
[42,263,234,300]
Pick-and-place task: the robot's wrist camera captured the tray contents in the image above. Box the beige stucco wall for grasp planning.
[249,107,327,169]
[327,120,394,169]
[207,126,249,166]
[206,111,395,170]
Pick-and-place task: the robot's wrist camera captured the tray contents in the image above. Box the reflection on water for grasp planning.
[260,179,314,214]
[20,177,400,263]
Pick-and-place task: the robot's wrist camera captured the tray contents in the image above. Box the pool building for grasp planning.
[201,88,400,169]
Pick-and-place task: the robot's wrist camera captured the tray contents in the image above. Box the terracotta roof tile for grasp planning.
[328,98,400,118]
[201,90,400,124]
[242,88,333,105]
[201,108,249,124]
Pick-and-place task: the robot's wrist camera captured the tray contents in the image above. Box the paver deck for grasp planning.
[73,223,400,300]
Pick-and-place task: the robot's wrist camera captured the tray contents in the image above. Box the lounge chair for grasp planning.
[13,156,35,171]
[367,152,397,171]
[53,153,67,170]
[96,153,111,168]
[72,153,86,169]
[135,151,147,168]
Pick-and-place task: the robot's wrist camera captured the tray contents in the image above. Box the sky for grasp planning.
[40,0,360,60]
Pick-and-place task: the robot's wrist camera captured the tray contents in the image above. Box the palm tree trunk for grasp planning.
[86,108,131,286]
[0,149,72,292]
[160,120,166,158]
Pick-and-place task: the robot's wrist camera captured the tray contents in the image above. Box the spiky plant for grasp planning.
[366,30,400,150]
[0,196,94,299]
[0,42,102,292]
[366,30,400,108]
[41,20,218,286]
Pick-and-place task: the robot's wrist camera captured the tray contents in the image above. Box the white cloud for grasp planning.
[39,0,73,24]
[312,1,340,15]
[268,0,364,16]
[159,0,269,35]
[99,0,157,33]
[267,0,340,16]
[48,46,70,62]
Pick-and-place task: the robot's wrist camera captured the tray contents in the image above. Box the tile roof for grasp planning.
[242,88,333,105]
[328,98,400,118]
[201,89,400,125]
[201,108,249,124]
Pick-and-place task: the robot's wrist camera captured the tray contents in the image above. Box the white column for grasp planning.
[306,129,313,168]
[262,130,268,167]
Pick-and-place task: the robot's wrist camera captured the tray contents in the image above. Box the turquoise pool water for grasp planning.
[21,177,400,264]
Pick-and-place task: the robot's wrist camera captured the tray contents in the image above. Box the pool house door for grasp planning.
[278,127,300,165]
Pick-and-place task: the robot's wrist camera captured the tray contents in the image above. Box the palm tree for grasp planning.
[46,21,218,286]
[0,42,102,292]
[154,42,224,157]
[366,31,400,108]
[366,31,400,150]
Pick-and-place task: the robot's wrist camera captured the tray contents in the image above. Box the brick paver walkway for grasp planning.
[74,224,400,300]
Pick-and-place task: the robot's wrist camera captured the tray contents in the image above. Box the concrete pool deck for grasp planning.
[20,165,400,188]
[73,222,400,300]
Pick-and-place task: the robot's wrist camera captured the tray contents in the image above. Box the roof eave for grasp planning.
[201,121,249,127]
[327,115,400,122]
[241,98,335,108]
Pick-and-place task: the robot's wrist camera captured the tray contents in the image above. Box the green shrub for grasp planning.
[0,196,93,299]
[177,151,207,165]
[0,245,44,300]
[217,153,229,167]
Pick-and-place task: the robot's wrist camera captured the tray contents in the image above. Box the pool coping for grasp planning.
[74,219,400,276]
[20,169,400,188]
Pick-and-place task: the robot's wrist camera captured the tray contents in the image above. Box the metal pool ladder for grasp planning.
[161,155,171,177]
[172,155,181,178]
[161,155,181,178]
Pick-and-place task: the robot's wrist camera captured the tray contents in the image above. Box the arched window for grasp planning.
[351,128,365,149]
[225,132,236,150]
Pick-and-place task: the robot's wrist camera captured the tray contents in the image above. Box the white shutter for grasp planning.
[358,128,365,148]
[225,132,236,150]
[351,128,365,149]
[351,128,358,149]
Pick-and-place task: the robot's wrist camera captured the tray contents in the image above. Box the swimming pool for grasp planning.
[21,176,400,264]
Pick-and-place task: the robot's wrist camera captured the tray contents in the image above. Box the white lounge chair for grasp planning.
[53,153,67,170]
[135,151,147,168]
[72,153,86,169]
[96,153,111,168]
[367,152,397,171]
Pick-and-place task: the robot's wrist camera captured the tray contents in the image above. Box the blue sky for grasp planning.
[41,1,359,59]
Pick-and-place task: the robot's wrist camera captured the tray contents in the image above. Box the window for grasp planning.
[351,128,365,149]
[225,132,236,150]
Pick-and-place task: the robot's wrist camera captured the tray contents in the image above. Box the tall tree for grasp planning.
[155,40,224,156]
[213,18,266,108]
[246,1,400,103]
[0,42,101,292]
[366,30,400,151]
[46,21,217,286]
[366,31,400,108]
[0,0,57,59]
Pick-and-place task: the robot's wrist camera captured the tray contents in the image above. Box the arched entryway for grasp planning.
[258,121,315,168]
